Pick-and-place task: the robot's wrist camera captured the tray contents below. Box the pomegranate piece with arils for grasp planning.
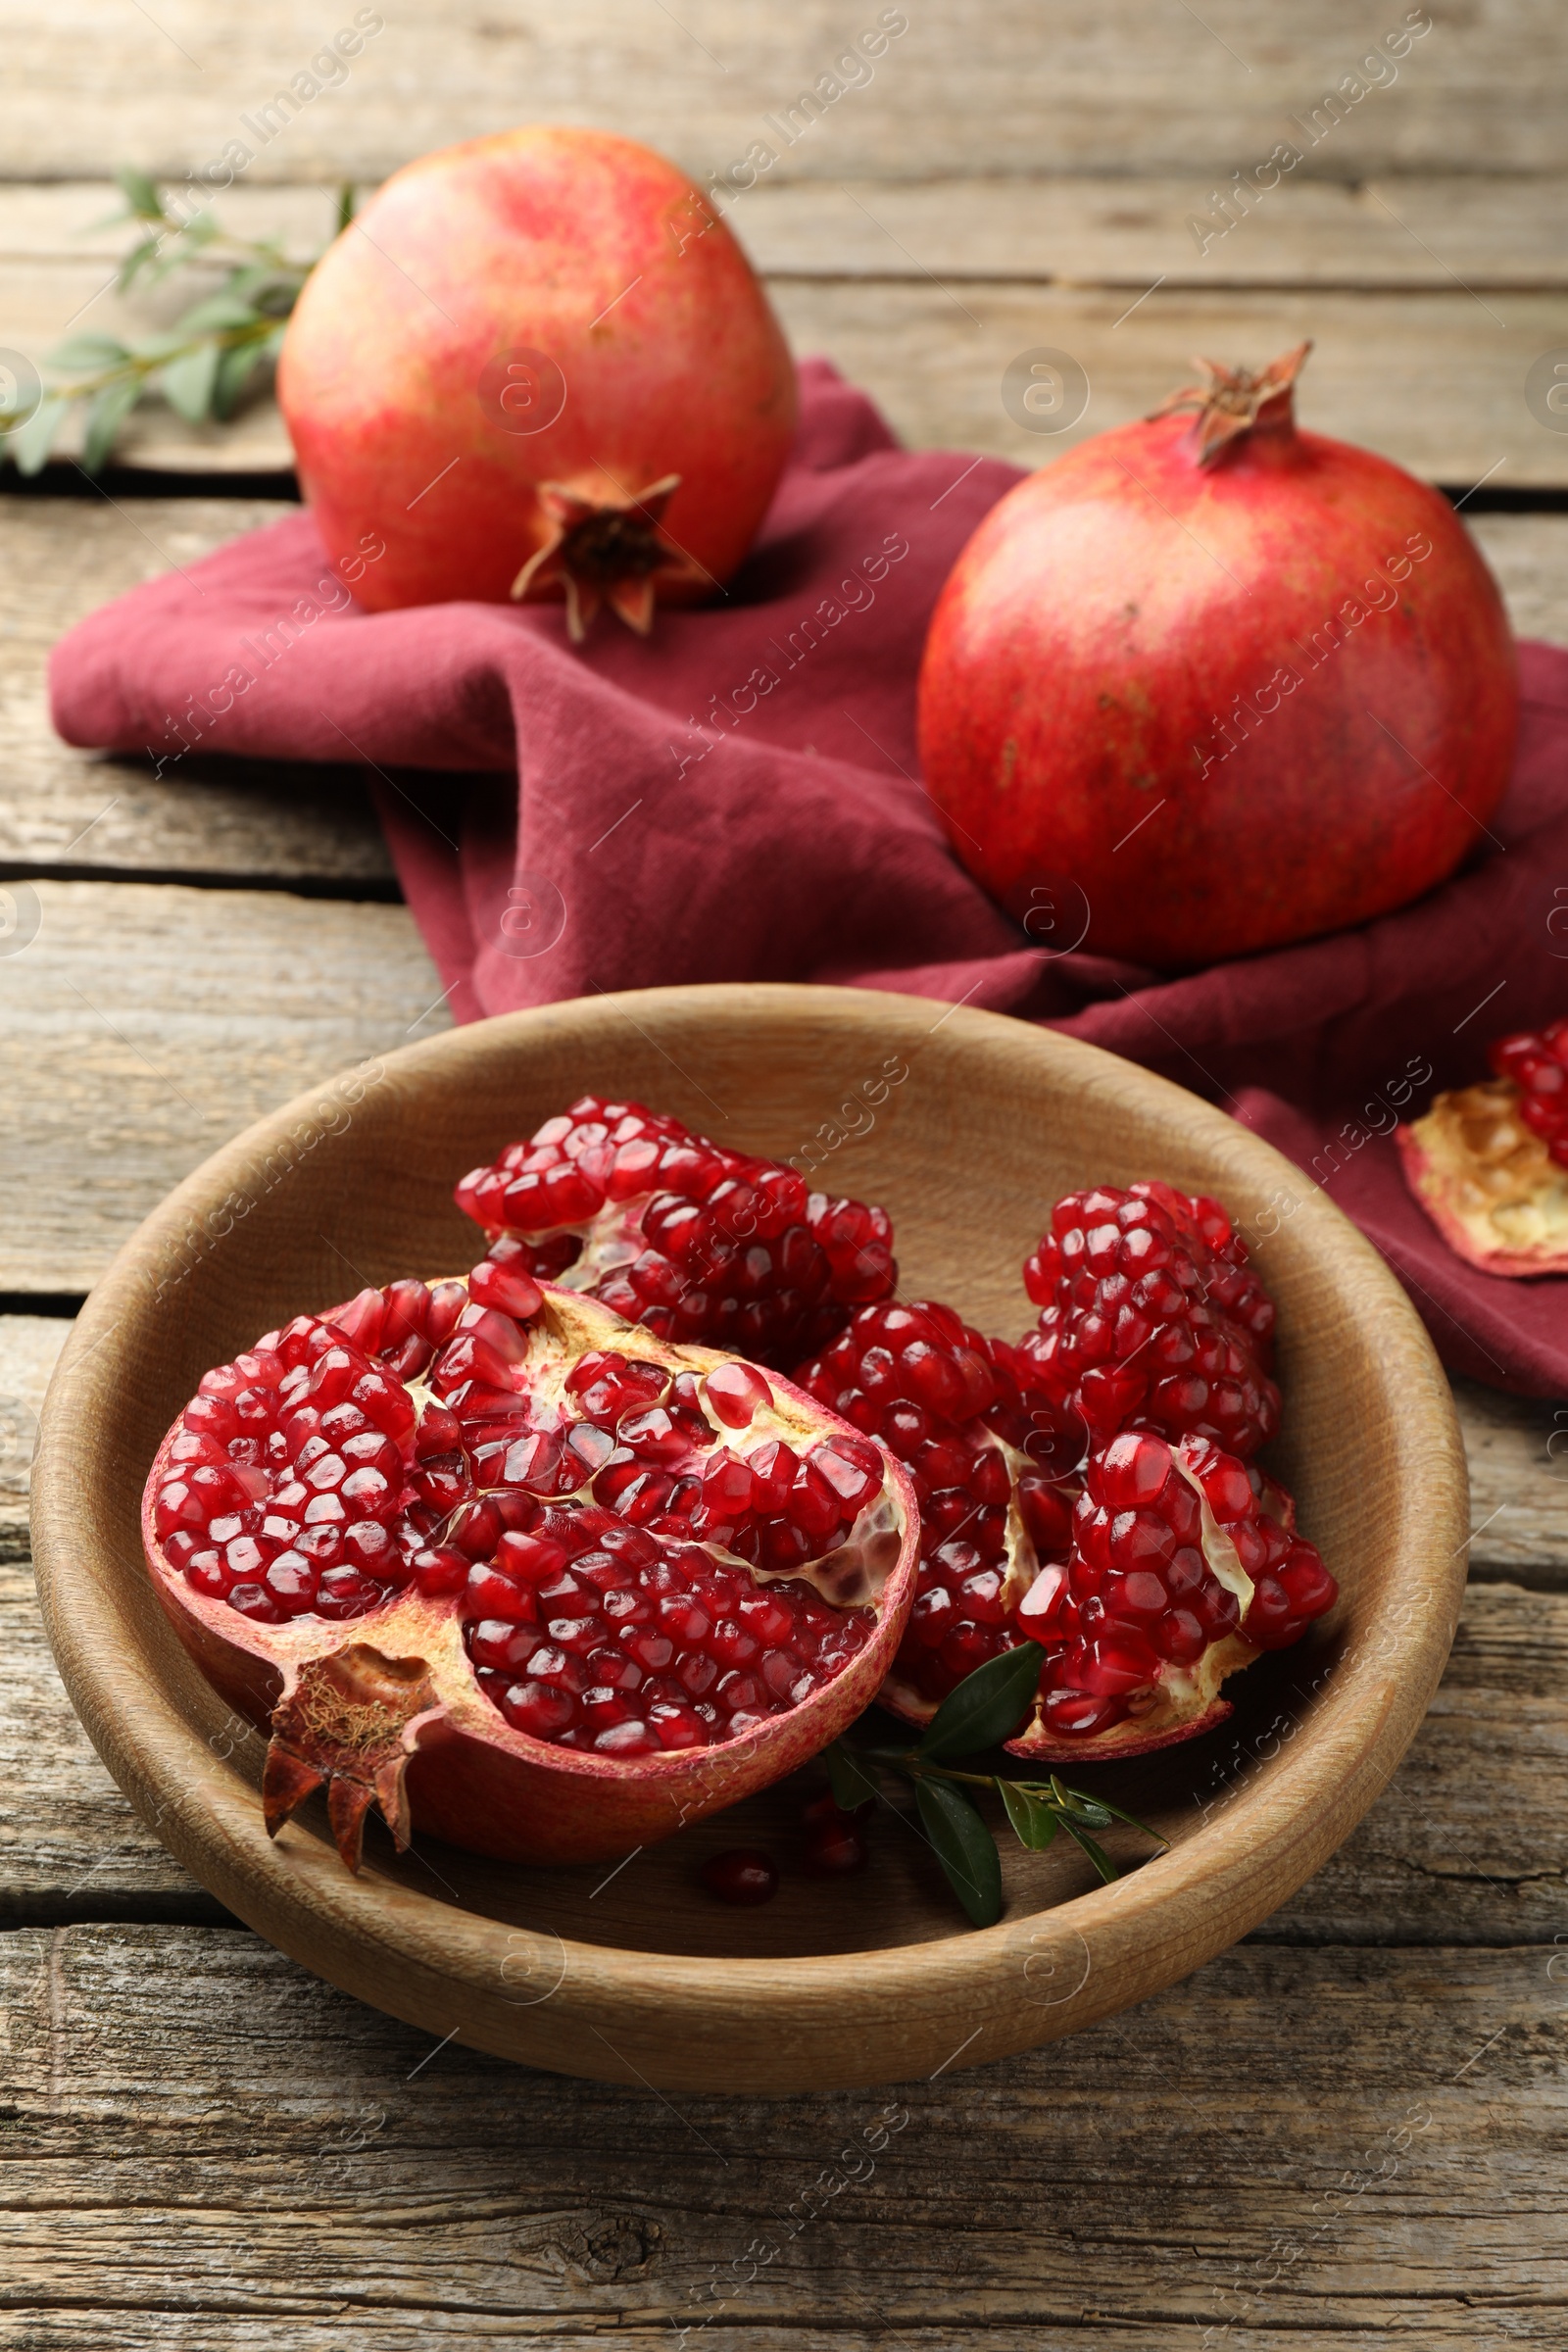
[1491,1020,1568,1164]
[1021,1181,1281,1459]
[1398,1028,1568,1279]
[1006,1429,1337,1761]
[794,1298,1084,1721]
[145,1276,917,1870]
[457,1096,896,1366]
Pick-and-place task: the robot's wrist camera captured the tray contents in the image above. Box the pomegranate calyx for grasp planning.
[509,471,707,641]
[1150,338,1312,465]
[264,1642,444,1871]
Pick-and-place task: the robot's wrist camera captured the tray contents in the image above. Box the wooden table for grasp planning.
[2,6,1565,2341]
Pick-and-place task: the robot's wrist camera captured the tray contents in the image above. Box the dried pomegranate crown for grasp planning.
[458,1096,896,1366]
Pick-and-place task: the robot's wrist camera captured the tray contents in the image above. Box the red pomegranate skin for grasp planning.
[277,125,797,613]
[917,402,1518,966]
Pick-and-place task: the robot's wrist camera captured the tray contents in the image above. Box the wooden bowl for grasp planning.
[32,984,1468,2094]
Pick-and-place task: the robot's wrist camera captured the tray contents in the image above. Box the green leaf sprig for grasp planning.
[825,1644,1168,1930]
[4,168,354,476]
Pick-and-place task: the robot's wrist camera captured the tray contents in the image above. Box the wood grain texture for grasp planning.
[1,0,1558,180]
[8,269,1566,481]
[29,986,1469,2090]
[0,494,393,883]
[0,1926,1557,2348]
[0,881,449,1293]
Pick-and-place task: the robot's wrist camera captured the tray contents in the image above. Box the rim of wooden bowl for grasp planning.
[31,983,1469,2095]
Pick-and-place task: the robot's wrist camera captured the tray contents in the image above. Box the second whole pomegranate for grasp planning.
[278,126,797,629]
[917,342,1517,966]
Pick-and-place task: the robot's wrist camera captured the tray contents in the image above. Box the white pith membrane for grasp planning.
[144,1279,914,1871]
[1007,1444,1264,1756]
[1400,1079,1568,1273]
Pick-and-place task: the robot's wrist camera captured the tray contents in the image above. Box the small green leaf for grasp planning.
[919,1642,1043,1764]
[999,1780,1059,1851]
[335,181,358,234]
[823,1740,880,1814]
[114,166,165,220]
[1058,1815,1118,1885]
[161,338,221,424]
[6,393,66,475]
[81,375,143,471]
[915,1776,1003,1928]
[172,290,262,335]
[212,337,271,419]
[117,232,166,290]
[46,333,130,372]
[1047,1777,1113,1832]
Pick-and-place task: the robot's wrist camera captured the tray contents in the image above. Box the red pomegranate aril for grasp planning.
[700,1847,779,1904]
[802,1799,869,1876]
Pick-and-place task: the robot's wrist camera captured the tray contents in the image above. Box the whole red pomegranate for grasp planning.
[144,1272,916,1869]
[918,343,1518,966]
[278,126,796,632]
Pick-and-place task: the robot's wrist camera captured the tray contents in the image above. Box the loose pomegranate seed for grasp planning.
[1021,1181,1281,1458]
[152,1275,900,1760]
[801,1795,869,1875]
[1491,1018,1568,1164]
[700,1847,779,1904]
[795,1298,1083,1709]
[1017,1429,1337,1743]
[454,1095,898,1365]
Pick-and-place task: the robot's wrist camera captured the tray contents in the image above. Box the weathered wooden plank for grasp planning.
[0,882,449,1294]
[1469,514,1568,650]
[8,173,1566,286]
[0,0,1557,181]
[0,1926,1557,2347]
[1452,1374,1568,1588]
[8,275,1563,479]
[766,280,1568,483]
[0,494,393,882]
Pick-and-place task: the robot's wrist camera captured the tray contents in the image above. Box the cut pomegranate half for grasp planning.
[457,1096,897,1367]
[1004,1430,1337,1762]
[1398,1059,1568,1279]
[794,1298,1085,1725]
[144,1275,917,1869]
[1021,1181,1281,1458]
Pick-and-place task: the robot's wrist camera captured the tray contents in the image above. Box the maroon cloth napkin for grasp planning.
[51,362,1568,1397]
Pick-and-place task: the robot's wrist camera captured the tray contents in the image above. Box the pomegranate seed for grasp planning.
[1491,1018,1568,1164]
[802,1801,869,1876]
[700,1847,779,1904]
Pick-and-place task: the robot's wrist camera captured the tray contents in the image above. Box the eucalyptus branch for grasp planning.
[2,164,351,476]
